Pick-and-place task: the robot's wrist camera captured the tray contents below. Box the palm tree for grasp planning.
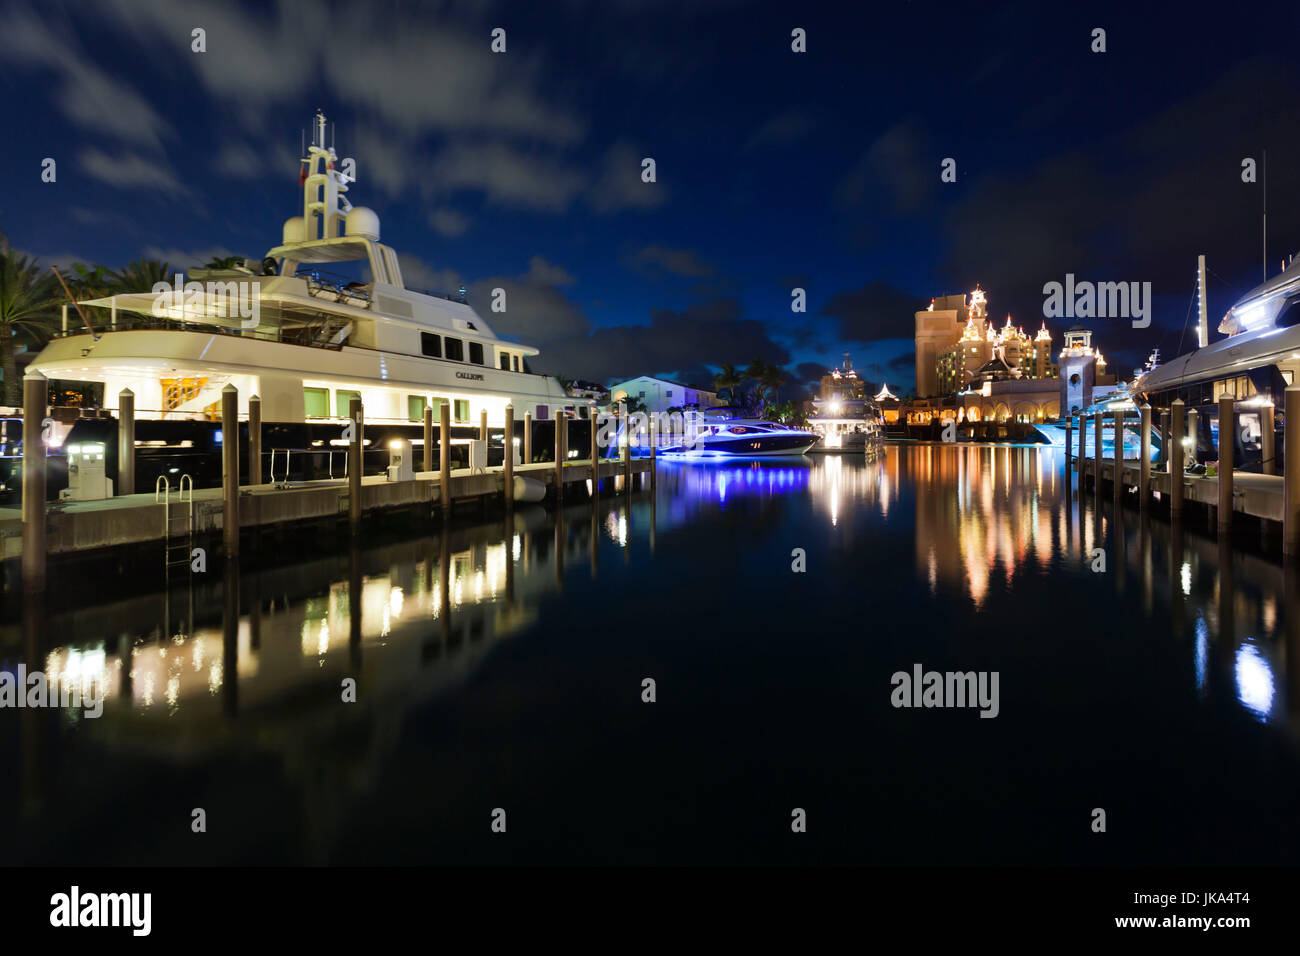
[111,258,172,292]
[203,255,243,270]
[760,362,787,410]
[713,362,743,406]
[67,262,113,300]
[0,249,58,405]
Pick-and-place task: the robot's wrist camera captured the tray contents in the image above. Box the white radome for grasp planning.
[346,206,380,240]
[282,216,306,244]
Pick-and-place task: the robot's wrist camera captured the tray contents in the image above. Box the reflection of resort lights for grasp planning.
[1234,643,1275,719]
[1181,563,1192,596]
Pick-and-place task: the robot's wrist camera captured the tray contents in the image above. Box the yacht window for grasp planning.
[513,355,521,372]
[335,389,362,419]
[499,352,510,370]
[408,395,427,421]
[303,387,329,418]
[536,405,549,419]
[445,338,464,362]
[454,399,470,423]
[469,342,484,365]
[421,332,442,358]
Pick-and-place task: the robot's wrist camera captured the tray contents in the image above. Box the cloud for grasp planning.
[820,281,923,341]
[836,118,934,216]
[398,254,463,296]
[588,143,667,213]
[525,256,575,286]
[214,143,262,179]
[888,351,915,371]
[743,109,815,150]
[630,244,715,278]
[432,142,585,211]
[0,3,171,150]
[140,245,240,268]
[428,208,470,238]
[78,149,185,196]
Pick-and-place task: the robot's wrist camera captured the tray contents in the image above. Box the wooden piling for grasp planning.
[222,384,240,556]
[649,414,657,494]
[1219,395,1235,535]
[524,412,533,464]
[1093,411,1103,488]
[554,410,565,503]
[1158,409,1170,471]
[622,404,631,489]
[1188,408,1199,464]
[21,370,47,590]
[1077,411,1086,471]
[248,393,262,486]
[348,394,362,535]
[117,387,135,496]
[1170,399,1185,517]
[1263,403,1276,476]
[480,408,488,443]
[504,404,515,510]
[589,410,600,499]
[1065,417,1073,472]
[1139,403,1151,507]
[423,406,433,473]
[1285,388,1300,555]
[1112,409,1123,502]
[440,400,451,515]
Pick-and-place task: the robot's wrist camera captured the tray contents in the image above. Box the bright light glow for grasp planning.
[1234,643,1275,719]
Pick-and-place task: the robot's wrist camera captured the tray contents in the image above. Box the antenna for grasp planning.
[1263,148,1268,281]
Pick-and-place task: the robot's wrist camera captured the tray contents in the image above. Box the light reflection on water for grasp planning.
[3,443,1299,862]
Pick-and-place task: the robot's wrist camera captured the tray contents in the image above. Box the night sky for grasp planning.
[2,0,1299,397]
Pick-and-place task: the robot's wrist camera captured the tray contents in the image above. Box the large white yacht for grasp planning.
[30,112,582,435]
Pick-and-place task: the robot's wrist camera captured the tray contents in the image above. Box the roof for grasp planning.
[611,375,717,394]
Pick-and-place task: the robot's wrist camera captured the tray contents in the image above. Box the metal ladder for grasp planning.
[156,474,194,575]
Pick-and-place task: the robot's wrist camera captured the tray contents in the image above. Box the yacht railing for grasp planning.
[51,307,352,350]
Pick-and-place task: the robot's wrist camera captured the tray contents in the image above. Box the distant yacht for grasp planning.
[805,355,886,453]
[29,111,584,441]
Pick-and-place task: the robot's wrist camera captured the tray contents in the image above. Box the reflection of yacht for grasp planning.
[658,409,816,458]
[1032,384,1161,459]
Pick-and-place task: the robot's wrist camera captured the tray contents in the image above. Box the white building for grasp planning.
[608,376,719,413]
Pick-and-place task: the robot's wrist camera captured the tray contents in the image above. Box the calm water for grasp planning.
[3,444,1299,865]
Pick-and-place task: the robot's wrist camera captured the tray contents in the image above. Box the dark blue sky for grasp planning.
[3,0,1299,396]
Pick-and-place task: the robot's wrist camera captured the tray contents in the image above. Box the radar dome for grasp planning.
[282,216,306,244]
[346,207,380,240]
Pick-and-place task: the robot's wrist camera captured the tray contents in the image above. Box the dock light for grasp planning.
[829,400,842,414]
[1182,438,1194,448]
[386,438,414,482]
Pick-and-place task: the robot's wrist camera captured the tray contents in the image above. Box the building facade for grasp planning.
[608,375,719,413]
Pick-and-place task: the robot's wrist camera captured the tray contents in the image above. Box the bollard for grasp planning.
[222,384,240,556]
[440,400,451,515]
[248,393,262,486]
[1219,395,1234,535]
[589,409,600,498]
[348,394,362,535]
[524,412,533,465]
[21,370,47,590]
[118,387,135,496]
[1171,399,1185,517]
[423,405,433,473]
[480,408,488,443]
[1093,411,1103,489]
[1287,389,1300,555]
[504,404,514,510]
[1139,403,1151,508]
[1262,402,1276,476]
[554,410,564,503]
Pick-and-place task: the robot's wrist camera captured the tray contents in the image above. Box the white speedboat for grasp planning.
[657,410,816,458]
[1033,384,1161,460]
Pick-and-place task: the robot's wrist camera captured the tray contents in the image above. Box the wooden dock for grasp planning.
[0,459,650,560]
[1078,458,1285,523]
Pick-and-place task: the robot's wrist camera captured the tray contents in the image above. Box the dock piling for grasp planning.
[622,404,631,489]
[1093,411,1103,488]
[1171,399,1185,517]
[480,408,488,443]
[1219,396,1235,534]
[650,415,657,494]
[1158,409,1170,471]
[1285,388,1300,554]
[554,410,564,504]
[1139,403,1151,508]
[348,394,362,535]
[423,406,433,473]
[118,387,135,496]
[1077,412,1086,472]
[1065,417,1073,472]
[589,409,600,498]
[504,404,514,510]
[1263,402,1277,476]
[21,370,47,590]
[222,384,240,556]
[1112,409,1123,503]
[524,412,533,464]
[440,401,451,515]
[248,394,262,486]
